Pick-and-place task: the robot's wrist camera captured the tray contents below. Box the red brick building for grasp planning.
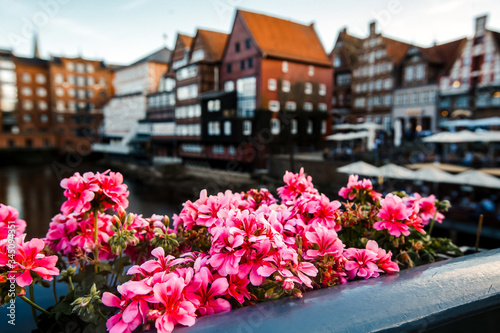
[214,10,333,168]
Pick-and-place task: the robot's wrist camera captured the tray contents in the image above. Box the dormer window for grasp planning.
[282,61,289,73]
[191,49,204,62]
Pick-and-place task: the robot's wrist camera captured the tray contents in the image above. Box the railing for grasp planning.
[172,249,500,333]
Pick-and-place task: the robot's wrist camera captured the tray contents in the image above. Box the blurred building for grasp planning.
[392,38,466,136]
[438,15,500,121]
[94,47,170,157]
[0,49,17,134]
[330,28,363,125]
[351,21,410,132]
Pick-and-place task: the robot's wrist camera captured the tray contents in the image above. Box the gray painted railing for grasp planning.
[172,248,500,333]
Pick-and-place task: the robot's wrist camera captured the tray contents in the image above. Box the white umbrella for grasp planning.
[423,130,478,143]
[377,163,415,179]
[451,170,500,189]
[337,161,379,177]
[325,131,369,141]
[413,167,456,183]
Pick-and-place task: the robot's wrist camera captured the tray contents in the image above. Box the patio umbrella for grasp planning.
[423,130,478,143]
[405,163,470,173]
[377,163,415,179]
[325,131,369,141]
[451,170,500,189]
[337,161,380,177]
[413,167,456,183]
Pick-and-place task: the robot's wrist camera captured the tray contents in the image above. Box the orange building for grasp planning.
[49,56,113,152]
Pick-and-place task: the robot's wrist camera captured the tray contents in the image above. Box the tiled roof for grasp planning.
[238,10,331,66]
[418,38,467,73]
[178,34,194,48]
[129,47,172,67]
[197,29,228,61]
[382,36,411,64]
[330,28,363,69]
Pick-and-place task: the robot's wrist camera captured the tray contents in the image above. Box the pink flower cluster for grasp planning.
[338,175,382,202]
[0,205,59,289]
[60,170,129,215]
[105,168,399,333]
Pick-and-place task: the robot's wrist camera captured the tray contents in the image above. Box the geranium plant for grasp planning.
[0,168,460,332]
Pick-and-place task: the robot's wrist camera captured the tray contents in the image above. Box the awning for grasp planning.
[337,161,379,177]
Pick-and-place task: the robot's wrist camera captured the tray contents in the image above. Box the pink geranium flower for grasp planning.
[184,267,231,316]
[0,236,59,287]
[365,240,399,274]
[0,204,26,239]
[277,168,318,202]
[344,247,381,280]
[304,225,344,260]
[374,194,410,237]
[60,172,99,215]
[149,275,197,333]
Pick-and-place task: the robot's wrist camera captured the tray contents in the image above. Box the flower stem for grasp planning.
[52,279,58,303]
[428,211,438,237]
[93,209,99,273]
[68,276,74,291]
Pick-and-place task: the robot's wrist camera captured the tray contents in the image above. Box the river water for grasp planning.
[0,162,182,239]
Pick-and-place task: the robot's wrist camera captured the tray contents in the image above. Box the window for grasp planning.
[38,101,47,110]
[68,101,76,111]
[268,78,277,91]
[384,94,392,106]
[77,76,85,86]
[68,89,75,97]
[37,87,47,97]
[307,120,313,134]
[412,93,418,104]
[282,80,290,92]
[383,78,392,90]
[78,90,85,99]
[248,58,253,69]
[22,73,31,83]
[308,66,314,76]
[224,81,234,92]
[291,119,298,134]
[245,38,251,49]
[416,64,425,80]
[336,74,350,85]
[208,99,221,112]
[375,79,382,91]
[240,60,245,70]
[176,65,197,81]
[22,87,32,96]
[56,101,65,111]
[285,101,296,111]
[237,76,256,117]
[319,84,326,96]
[57,115,64,122]
[226,63,232,74]
[23,114,32,122]
[333,56,341,67]
[191,49,205,62]
[243,120,252,135]
[303,102,313,111]
[224,121,232,136]
[86,64,94,73]
[56,87,64,97]
[282,61,288,73]
[384,116,391,132]
[67,75,75,84]
[421,91,429,103]
[319,103,327,111]
[41,114,48,123]
[177,84,198,100]
[269,100,280,112]
[36,74,46,84]
[321,120,327,134]
[76,63,85,73]
[235,42,240,53]
[23,100,33,110]
[405,66,414,81]
[271,119,280,135]
[212,145,225,154]
[305,82,312,94]
[208,121,220,136]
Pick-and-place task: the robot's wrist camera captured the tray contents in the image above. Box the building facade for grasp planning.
[330,28,362,124]
[392,39,465,136]
[439,15,500,121]
[0,49,17,134]
[49,56,113,152]
[351,21,410,131]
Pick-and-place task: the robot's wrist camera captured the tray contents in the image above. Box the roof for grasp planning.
[330,28,363,69]
[197,29,228,61]
[178,34,194,48]
[418,38,467,73]
[238,10,331,66]
[14,56,49,66]
[382,36,411,64]
[128,46,172,67]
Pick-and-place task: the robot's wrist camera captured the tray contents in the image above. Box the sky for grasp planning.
[0,0,499,66]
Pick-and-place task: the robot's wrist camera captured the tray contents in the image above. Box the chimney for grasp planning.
[475,14,487,37]
[369,21,376,36]
[343,26,347,34]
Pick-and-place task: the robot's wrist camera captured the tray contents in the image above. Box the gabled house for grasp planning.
[210,9,333,169]
[439,15,500,120]
[392,38,466,137]
[330,27,363,123]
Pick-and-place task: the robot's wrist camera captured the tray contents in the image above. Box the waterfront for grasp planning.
[0,162,181,238]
